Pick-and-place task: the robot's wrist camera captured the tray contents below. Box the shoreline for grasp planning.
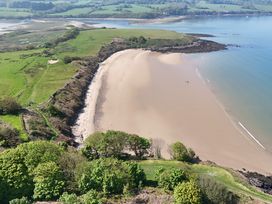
[73,49,272,174]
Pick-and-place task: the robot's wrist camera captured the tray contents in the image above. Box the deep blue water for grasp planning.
[85,16,272,151]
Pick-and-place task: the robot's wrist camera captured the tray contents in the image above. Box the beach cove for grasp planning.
[73,49,272,174]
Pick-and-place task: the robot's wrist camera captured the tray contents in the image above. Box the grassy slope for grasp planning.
[0,28,186,132]
[0,115,28,141]
[140,160,272,203]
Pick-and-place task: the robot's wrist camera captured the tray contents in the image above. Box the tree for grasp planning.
[0,97,21,115]
[0,148,33,202]
[170,142,196,163]
[82,132,105,160]
[33,162,65,201]
[126,134,151,159]
[156,168,187,191]
[82,131,151,160]
[174,181,202,204]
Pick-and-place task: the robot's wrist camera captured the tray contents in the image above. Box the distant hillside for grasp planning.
[0,0,272,18]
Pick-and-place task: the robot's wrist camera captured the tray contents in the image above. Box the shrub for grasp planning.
[197,175,239,204]
[9,197,31,204]
[170,142,197,163]
[174,181,202,204]
[76,158,145,195]
[80,190,102,204]
[0,141,63,201]
[59,192,78,204]
[0,122,20,147]
[156,168,188,191]
[63,56,81,64]
[0,97,22,115]
[33,162,65,201]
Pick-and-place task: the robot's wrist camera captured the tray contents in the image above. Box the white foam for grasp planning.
[238,122,266,149]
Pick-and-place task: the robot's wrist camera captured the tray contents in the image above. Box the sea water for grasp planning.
[85,16,272,151]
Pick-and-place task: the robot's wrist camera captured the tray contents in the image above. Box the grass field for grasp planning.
[56,29,187,57]
[0,115,28,141]
[139,160,272,203]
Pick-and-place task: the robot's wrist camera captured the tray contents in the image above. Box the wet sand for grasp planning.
[74,49,272,174]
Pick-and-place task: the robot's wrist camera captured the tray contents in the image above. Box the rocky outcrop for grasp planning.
[240,171,272,195]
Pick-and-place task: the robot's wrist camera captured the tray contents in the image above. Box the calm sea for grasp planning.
[85,16,272,151]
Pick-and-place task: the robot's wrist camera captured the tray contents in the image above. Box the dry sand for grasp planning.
[73,49,272,174]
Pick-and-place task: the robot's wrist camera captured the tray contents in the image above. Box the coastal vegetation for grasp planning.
[1,20,272,203]
[0,0,272,18]
[0,132,272,203]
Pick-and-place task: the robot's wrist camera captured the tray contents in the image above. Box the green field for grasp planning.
[140,160,272,203]
[0,115,28,141]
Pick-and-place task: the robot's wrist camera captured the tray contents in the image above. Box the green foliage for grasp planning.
[0,97,22,115]
[127,134,151,158]
[174,180,202,204]
[59,190,102,204]
[76,158,146,195]
[155,168,188,191]
[82,131,151,160]
[80,190,102,204]
[170,142,197,163]
[9,197,31,204]
[0,141,63,202]
[59,192,78,204]
[58,150,86,192]
[33,162,65,201]
[197,175,239,204]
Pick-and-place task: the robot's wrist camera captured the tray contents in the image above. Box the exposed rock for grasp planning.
[240,171,272,195]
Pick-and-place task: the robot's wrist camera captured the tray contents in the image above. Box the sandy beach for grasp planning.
[73,49,272,174]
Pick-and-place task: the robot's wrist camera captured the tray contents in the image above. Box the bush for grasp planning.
[76,158,145,195]
[197,175,239,204]
[9,197,31,204]
[0,141,63,201]
[59,192,78,204]
[170,142,197,163]
[0,97,22,115]
[0,122,20,147]
[156,168,188,191]
[33,162,65,201]
[174,181,202,204]
[80,190,102,204]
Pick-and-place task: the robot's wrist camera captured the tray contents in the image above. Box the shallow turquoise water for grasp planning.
[86,16,272,151]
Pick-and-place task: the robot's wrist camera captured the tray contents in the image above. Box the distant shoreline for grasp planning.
[0,12,272,21]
